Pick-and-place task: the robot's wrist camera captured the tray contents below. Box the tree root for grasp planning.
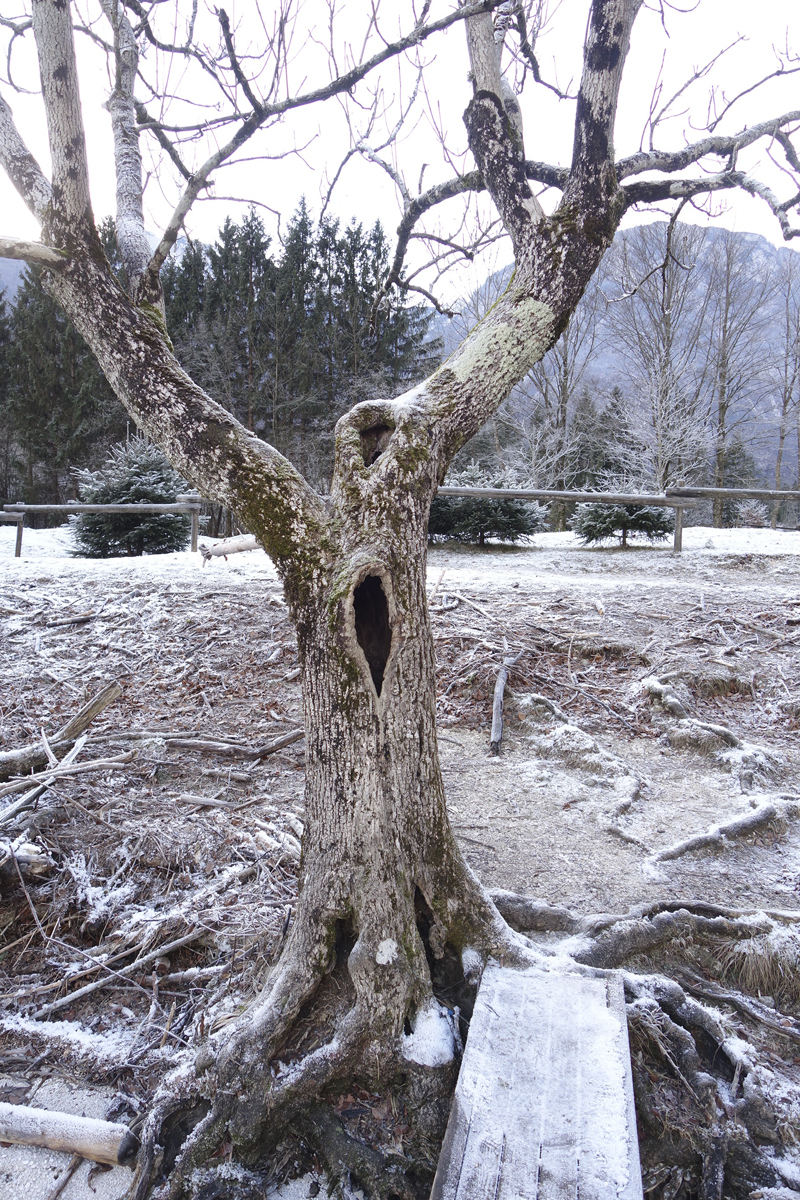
[626,972,799,1199]
[646,796,800,864]
[673,967,800,1047]
[297,1103,423,1200]
[127,881,800,1200]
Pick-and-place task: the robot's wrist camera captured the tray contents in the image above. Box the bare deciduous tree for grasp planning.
[605,222,712,489]
[2,2,800,1196]
[769,252,800,525]
[702,229,774,525]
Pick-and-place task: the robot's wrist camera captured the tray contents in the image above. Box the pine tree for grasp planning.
[6,267,126,505]
[71,437,190,557]
[570,502,674,547]
[569,387,607,489]
[161,202,441,489]
[429,463,547,546]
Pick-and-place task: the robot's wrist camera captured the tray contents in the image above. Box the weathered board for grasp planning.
[430,963,643,1200]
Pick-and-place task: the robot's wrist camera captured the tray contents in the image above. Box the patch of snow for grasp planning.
[401,998,455,1068]
[461,947,483,984]
[0,1014,134,1066]
[66,853,137,923]
[375,938,398,965]
[0,1079,133,1200]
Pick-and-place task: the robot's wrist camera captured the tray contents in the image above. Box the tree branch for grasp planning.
[623,171,800,240]
[567,0,643,194]
[46,253,327,580]
[0,236,66,268]
[0,92,52,222]
[134,102,192,181]
[99,0,153,300]
[464,8,543,255]
[143,0,510,279]
[217,8,264,116]
[31,0,92,232]
[616,112,800,180]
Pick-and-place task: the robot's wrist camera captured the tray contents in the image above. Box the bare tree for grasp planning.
[2,2,800,1196]
[605,222,713,489]
[702,230,774,525]
[765,252,800,525]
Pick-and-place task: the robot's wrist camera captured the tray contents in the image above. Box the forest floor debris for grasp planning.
[1,525,800,1196]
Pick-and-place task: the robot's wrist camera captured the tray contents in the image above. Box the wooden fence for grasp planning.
[437,486,800,552]
[2,493,202,558]
[4,487,798,559]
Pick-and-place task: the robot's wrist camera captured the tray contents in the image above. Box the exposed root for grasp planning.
[625,972,800,1200]
[646,795,800,865]
[297,1103,423,1200]
[673,967,800,1047]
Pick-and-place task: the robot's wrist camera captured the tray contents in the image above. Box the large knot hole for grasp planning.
[360,423,392,466]
[353,575,391,695]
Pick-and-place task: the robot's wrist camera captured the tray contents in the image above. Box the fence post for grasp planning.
[191,509,199,553]
[15,516,23,558]
[673,506,683,553]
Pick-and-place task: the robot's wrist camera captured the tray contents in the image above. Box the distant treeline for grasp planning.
[448,223,800,528]
[0,203,440,505]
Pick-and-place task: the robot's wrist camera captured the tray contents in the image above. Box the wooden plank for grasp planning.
[3,503,199,514]
[431,963,642,1200]
[667,486,800,501]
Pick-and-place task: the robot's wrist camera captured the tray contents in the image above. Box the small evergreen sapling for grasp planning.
[71,437,191,557]
[428,464,547,546]
[570,502,674,547]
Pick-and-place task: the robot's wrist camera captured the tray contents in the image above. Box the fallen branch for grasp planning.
[45,610,96,628]
[164,729,304,759]
[46,1153,83,1200]
[0,682,122,782]
[448,590,492,619]
[199,534,259,563]
[0,1101,138,1166]
[0,737,88,828]
[0,750,135,802]
[0,836,54,878]
[490,653,522,755]
[34,929,204,1019]
[527,693,569,723]
[647,796,800,863]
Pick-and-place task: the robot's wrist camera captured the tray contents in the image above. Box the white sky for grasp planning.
[1,1,798,301]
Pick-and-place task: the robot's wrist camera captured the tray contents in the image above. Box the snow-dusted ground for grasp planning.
[2,523,800,1198]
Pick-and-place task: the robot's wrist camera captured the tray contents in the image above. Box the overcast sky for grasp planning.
[1,1,798,301]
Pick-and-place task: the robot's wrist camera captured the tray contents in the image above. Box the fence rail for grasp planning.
[3,494,202,557]
[3,488,797,559]
[436,486,800,552]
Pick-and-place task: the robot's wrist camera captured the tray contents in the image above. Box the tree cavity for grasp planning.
[360,423,392,466]
[353,575,391,695]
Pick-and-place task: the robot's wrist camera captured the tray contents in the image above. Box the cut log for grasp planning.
[0,1101,139,1166]
[0,682,122,782]
[431,963,643,1200]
